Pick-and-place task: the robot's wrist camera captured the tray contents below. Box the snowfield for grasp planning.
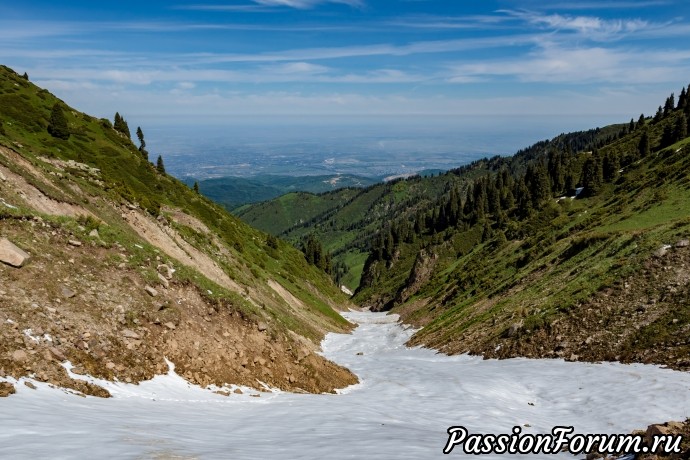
[1,310,689,459]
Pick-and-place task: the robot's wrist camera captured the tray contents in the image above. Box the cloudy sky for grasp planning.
[2,0,690,124]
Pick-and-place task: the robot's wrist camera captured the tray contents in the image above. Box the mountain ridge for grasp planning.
[0,65,357,397]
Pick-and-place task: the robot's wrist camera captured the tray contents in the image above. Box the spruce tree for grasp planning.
[679,87,688,110]
[654,106,663,123]
[21,72,28,81]
[675,113,688,141]
[638,130,651,158]
[156,155,166,174]
[664,94,675,116]
[193,181,200,194]
[47,103,70,140]
[113,112,131,138]
[136,126,148,159]
[637,113,646,129]
[581,155,603,197]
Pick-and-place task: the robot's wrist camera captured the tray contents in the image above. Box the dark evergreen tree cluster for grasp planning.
[47,103,70,140]
[113,112,131,138]
[302,234,332,273]
[361,83,690,269]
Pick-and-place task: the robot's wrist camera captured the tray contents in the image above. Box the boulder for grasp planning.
[676,239,689,248]
[0,238,30,268]
[144,285,158,297]
[0,382,15,397]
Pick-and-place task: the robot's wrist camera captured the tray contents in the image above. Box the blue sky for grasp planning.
[2,0,690,124]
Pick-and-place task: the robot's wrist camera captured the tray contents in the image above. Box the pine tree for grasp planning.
[675,113,688,141]
[136,126,148,159]
[113,112,131,138]
[637,113,646,129]
[193,181,200,194]
[638,130,651,158]
[654,106,663,123]
[664,94,675,116]
[679,87,688,110]
[156,155,166,174]
[628,118,635,133]
[661,123,675,148]
[581,154,603,197]
[526,163,551,207]
[47,103,70,140]
[603,153,619,182]
[21,72,28,81]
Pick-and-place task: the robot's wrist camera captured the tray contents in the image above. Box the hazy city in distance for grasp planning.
[146,114,624,180]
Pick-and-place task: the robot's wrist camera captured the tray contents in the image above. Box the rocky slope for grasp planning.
[0,65,357,397]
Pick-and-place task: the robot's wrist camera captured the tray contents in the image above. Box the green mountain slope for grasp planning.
[191,173,378,211]
[243,84,690,370]
[0,65,356,396]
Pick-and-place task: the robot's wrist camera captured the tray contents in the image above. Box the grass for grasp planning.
[0,64,352,348]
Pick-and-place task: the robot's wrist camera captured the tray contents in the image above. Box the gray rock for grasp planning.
[0,238,30,268]
[157,264,174,280]
[0,170,6,181]
[676,239,689,248]
[89,229,99,238]
[60,286,76,299]
[653,245,671,257]
[144,285,158,297]
[257,322,268,332]
[164,322,176,330]
[121,329,140,339]
[68,239,82,247]
[157,273,169,289]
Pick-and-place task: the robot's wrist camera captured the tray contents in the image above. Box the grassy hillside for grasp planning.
[0,65,357,395]
[193,173,377,210]
[349,90,690,369]
[241,82,690,371]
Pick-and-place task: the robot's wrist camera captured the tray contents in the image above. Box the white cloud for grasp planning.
[447,43,690,85]
[253,0,364,9]
[501,9,655,39]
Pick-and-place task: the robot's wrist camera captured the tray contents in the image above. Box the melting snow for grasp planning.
[1,310,689,459]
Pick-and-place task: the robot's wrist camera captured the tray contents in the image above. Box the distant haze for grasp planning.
[147,115,623,179]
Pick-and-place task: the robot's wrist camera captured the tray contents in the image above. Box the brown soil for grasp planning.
[405,243,690,373]
[0,217,356,396]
